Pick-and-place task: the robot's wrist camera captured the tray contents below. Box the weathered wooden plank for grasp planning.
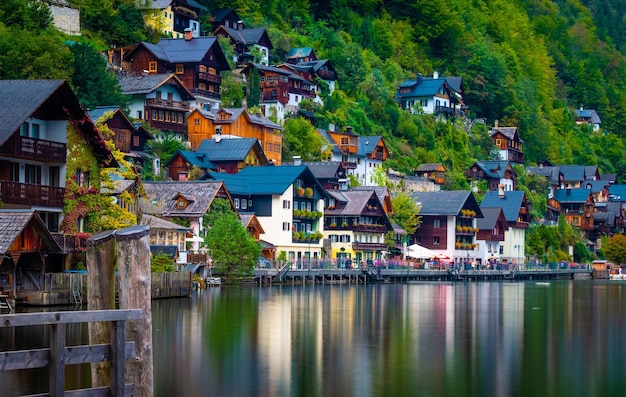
[49,323,65,397]
[0,342,137,370]
[0,309,142,328]
[23,384,135,397]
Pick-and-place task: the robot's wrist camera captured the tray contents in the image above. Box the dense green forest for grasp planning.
[3,0,626,186]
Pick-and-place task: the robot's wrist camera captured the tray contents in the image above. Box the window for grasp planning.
[25,164,41,184]
[199,65,207,73]
[283,200,290,209]
[152,110,158,120]
[495,139,501,146]
[77,217,85,233]
[176,64,184,74]
[49,166,60,187]
[208,67,216,75]
[433,236,440,245]
[177,200,185,208]
[433,219,440,228]
[137,110,143,119]
[149,62,157,72]
[10,162,19,182]
[234,198,240,209]
[330,234,338,243]
[133,135,140,147]
[499,245,504,255]
[283,222,290,231]
[241,199,247,210]
[339,235,351,243]
[248,199,253,207]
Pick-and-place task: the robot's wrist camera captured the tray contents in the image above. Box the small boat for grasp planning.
[609,267,626,280]
[205,277,222,286]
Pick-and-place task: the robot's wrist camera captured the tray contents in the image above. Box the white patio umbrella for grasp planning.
[406,244,439,259]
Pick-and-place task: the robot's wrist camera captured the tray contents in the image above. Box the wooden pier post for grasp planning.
[116,225,154,397]
[86,230,117,388]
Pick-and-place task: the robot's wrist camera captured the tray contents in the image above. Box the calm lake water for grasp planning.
[3,280,626,396]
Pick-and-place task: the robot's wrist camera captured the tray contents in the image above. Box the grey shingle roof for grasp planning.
[325,190,378,216]
[408,191,481,217]
[480,190,526,222]
[219,26,271,48]
[416,163,445,172]
[117,74,195,100]
[475,207,505,231]
[141,181,229,217]
[552,189,591,204]
[196,137,264,161]
[0,80,71,145]
[133,36,228,70]
[0,210,61,253]
[300,161,344,179]
[472,160,513,179]
[576,108,601,124]
[140,214,191,231]
[489,126,519,140]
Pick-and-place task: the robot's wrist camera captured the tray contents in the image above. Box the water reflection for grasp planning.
[3,281,626,396]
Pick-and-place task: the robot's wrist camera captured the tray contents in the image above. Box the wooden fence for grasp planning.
[0,309,142,396]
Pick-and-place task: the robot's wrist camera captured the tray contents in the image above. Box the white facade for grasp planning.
[261,101,286,125]
[501,227,526,266]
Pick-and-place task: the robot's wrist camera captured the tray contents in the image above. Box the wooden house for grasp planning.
[475,207,509,265]
[323,189,393,266]
[318,126,389,186]
[408,190,483,265]
[208,8,241,31]
[0,210,63,306]
[550,188,595,231]
[481,189,531,265]
[0,80,116,233]
[415,163,447,185]
[187,107,283,164]
[465,160,516,191]
[139,0,207,39]
[395,72,465,119]
[489,121,524,164]
[88,106,155,170]
[166,137,268,180]
[117,74,195,136]
[123,36,230,110]
[213,24,273,66]
[576,106,602,132]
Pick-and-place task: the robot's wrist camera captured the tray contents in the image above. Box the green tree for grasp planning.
[603,234,626,265]
[0,0,51,30]
[206,212,260,277]
[151,252,175,273]
[282,117,324,161]
[247,67,260,107]
[203,198,234,229]
[390,192,421,236]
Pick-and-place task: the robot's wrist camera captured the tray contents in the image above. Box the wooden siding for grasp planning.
[416,215,448,250]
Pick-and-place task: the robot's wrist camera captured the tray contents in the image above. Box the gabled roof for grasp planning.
[117,73,195,100]
[196,137,267,162]
[349,186,391,208]
[559,165,586,182]
[215,26,273,49]
[210,8,238,22]
[582,180,609,193]
[576,108,601,124]
[0,210,61,253]
[142,181,231,217]
[243,62,292,76]
[397,76,448,98]
[0,79,116,167]
[408,191,482,217]
[126,37,229,71]
[239,212,265,234]
[526,165,560,184]
[608,185,626,201]
[416,163,446,172]
[171,150,216,169]
[475,207,507,231]
[480,190,527,222]
[489,126,521,142]
[140,214,191,232]
[148,0,207,11]
[358,136,385,156]
[470,160,514,179]
[325,190,387,220]
[552,188,592,204]
[208,165,327,197]
[88,106,126,124]
[299,161,344,179]
[100,179,137,195]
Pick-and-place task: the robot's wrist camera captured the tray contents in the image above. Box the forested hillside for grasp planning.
[2,0,626,185]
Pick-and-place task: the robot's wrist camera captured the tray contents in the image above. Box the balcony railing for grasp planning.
[435,105,465,117]
[351,242,388,251]
[0,181,64,208]
[189,88,221,100]
[146,120,187,134]
[1,135,66,163]
[197,72,221,84]
[145,98,188,110]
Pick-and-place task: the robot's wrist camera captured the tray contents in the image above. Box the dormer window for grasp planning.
[177,199,186,209]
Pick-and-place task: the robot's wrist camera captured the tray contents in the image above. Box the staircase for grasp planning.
[273,264,290,283]
[0,295,12,313]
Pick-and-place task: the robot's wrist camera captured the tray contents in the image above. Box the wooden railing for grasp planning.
[0,309,142,397]
[145,98,188,110]
[1,135,66,162]
[0,181,64,208]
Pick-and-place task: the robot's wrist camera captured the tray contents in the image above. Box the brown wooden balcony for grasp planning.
[187,253,209,264]
[197,72,221,84]
[147,120,187,134]
[0,181,64,208]
[316,69,335,79]
[145,98,188,110]
[0,135,66,163]
[189,88,221,100]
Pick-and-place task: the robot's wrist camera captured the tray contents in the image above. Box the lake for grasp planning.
[3,280,626,396]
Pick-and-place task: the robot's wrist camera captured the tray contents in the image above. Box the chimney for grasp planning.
[346,126,353,134]
[433,71,439,79]
[416,73,422,83]
[494,120,499,129]
[184,28,193,41]
[328,123,336,131]
[237,20,243,30]
[293,155,302,166]
[498,184,505,198]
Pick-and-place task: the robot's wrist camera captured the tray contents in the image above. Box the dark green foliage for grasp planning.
[206,212,260,276]
[247,67,260,107]
[69,43,128,110]
[0,0,52,30]
[151,252,175,273]
[203,198,235,229]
